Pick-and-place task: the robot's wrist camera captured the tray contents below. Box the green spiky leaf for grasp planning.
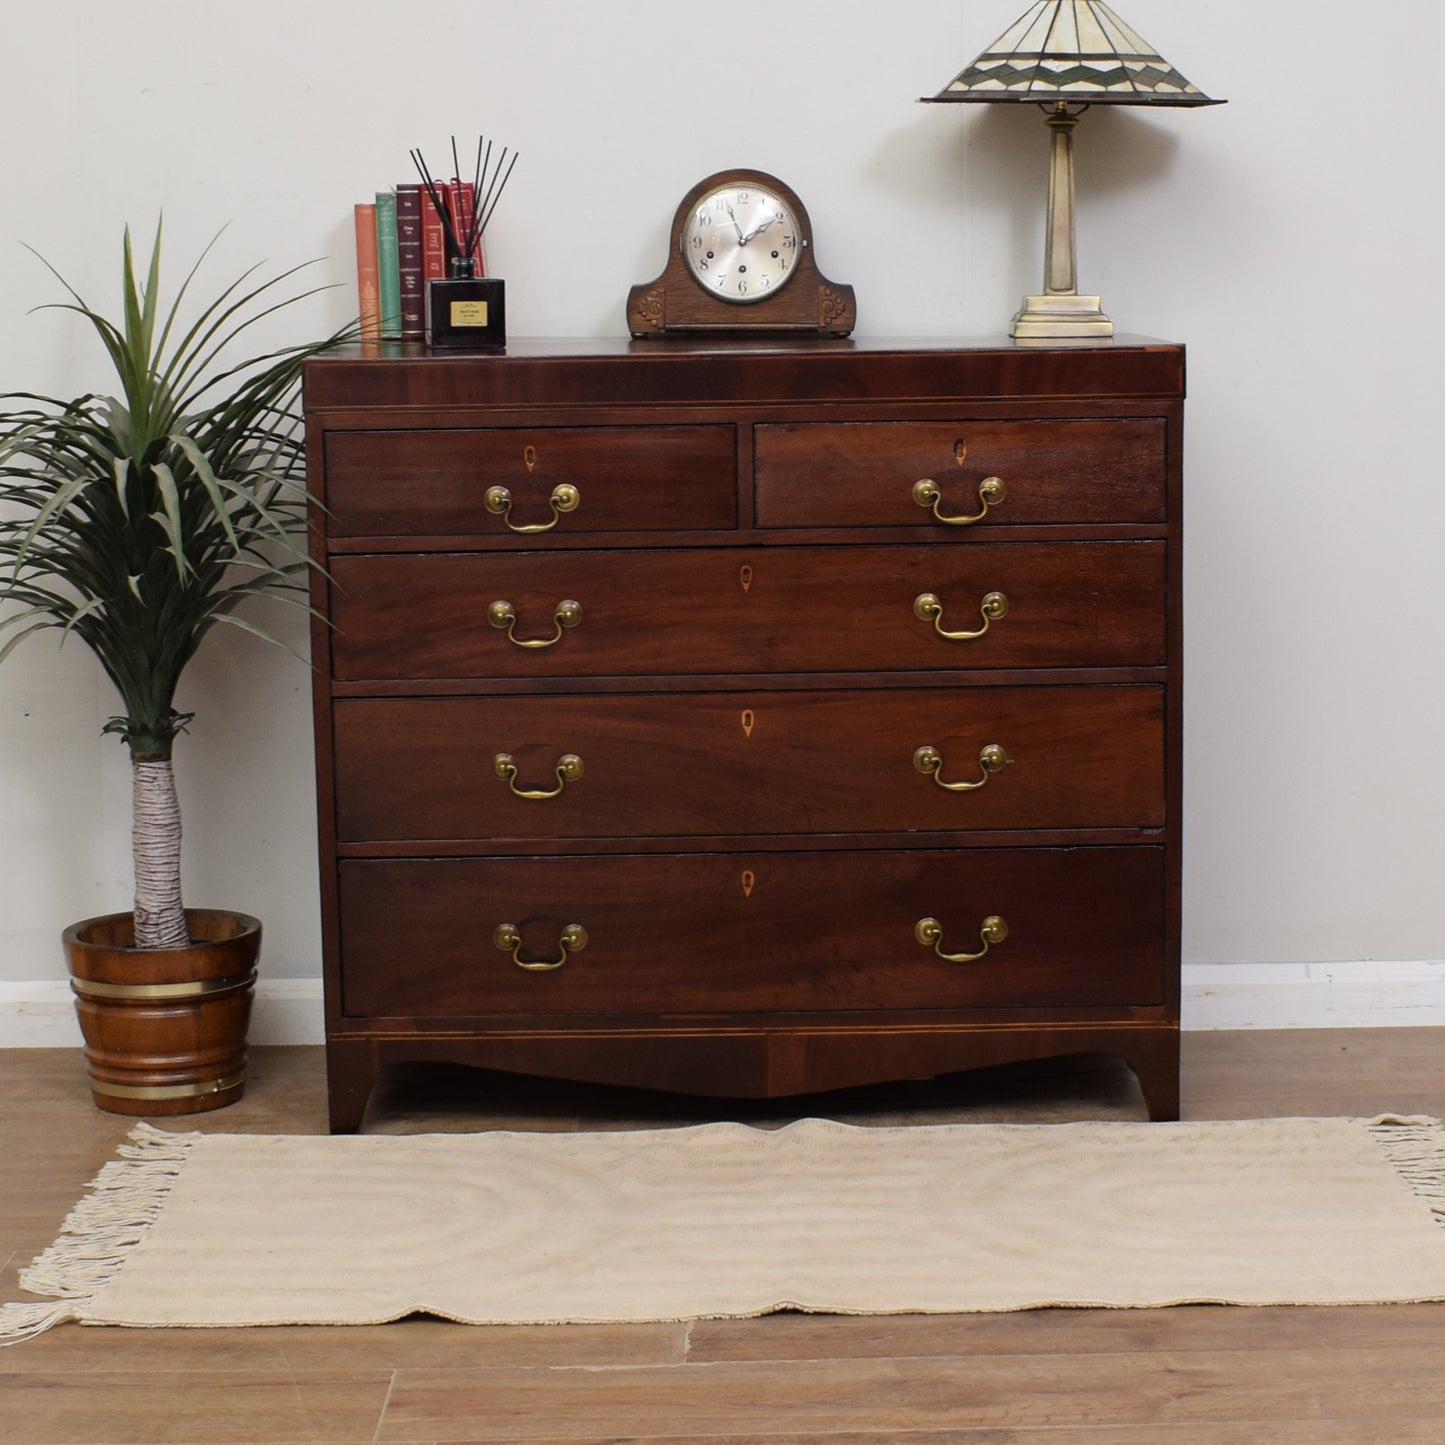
[0,222,351,755]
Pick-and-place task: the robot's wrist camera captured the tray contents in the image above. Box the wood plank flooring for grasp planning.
[3,1031,1445,1443]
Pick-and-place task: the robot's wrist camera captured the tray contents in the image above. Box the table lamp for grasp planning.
[922,1,1224,338]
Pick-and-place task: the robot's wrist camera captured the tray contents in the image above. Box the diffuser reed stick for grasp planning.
[410,135,518,267]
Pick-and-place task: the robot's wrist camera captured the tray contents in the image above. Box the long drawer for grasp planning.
[332,685,1163,842]
[754,418,1167,528]
[324,425,738,537]
[329,542,1166,681]
[337,847,1166,1017]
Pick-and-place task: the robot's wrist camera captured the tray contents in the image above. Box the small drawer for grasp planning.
[332,684,1163,842]
[754,419,1167,529]
[337,846,1166,1018]
[323,425,737,537]
[328,541,1165,681]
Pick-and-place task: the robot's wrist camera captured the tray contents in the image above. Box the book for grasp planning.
[420,180,449,285]
[374,190,401,339]
[354,202,381,341]
[396,183,425,342]
[447,179,487,274]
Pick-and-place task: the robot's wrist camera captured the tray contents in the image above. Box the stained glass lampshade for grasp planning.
[922,1,1224,338]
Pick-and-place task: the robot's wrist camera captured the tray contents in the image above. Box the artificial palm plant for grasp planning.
[0,222,342,951]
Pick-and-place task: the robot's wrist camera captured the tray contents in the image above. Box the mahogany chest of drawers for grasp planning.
[303,338,1184,1132]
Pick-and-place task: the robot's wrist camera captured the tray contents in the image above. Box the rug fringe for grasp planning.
[0,1123,198,1346]
[1365,1114,1445,1227]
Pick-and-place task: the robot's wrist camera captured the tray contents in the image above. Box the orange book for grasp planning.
[354,202,381,340]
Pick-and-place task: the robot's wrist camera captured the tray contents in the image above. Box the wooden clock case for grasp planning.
[626,169,857,337]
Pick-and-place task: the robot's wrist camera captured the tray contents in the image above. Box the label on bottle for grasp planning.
[450,300,490,327]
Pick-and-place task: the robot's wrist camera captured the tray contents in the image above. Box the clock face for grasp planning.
[681,183,803,303]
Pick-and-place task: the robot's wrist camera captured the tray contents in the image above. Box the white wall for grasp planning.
[1,2,1442,1027]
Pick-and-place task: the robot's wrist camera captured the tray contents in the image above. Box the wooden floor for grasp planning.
[4,1031,1445,1443]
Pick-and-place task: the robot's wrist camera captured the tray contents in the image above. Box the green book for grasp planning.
[374,191,401,340]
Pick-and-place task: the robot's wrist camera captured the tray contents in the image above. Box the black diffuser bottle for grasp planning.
[412,136,517,353]
[427,255,506,352]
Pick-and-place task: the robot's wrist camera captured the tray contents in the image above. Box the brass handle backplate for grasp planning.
[912,475,1006,527]
[914,590,1008,641]
[492,752,583,800]
[915,914,1008,963]
[494,922,588,972]
[914,742,1011,792]
[485,482,580,534]
[487,598,582,649]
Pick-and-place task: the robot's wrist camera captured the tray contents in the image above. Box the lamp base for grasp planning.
[1010,293,1114,340]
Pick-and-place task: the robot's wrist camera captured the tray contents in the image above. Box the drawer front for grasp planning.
[328,541,1165,680]
[333,685,1163,842]
[754,419,1167,529]
[338,847,1166,1017]
[323,426,737,537]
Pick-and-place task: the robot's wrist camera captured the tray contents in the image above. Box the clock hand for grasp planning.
[739,215,780,245]
[722,200,745,244]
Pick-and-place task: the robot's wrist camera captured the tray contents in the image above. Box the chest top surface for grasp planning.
[302,337,1185,413]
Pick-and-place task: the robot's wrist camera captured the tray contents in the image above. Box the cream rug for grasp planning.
[6,1115,1445,1342]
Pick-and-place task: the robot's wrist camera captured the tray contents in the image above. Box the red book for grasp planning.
[395,183,425,342]
[353,202,381,340]
[421,181,449,283]
[446,180,487,274]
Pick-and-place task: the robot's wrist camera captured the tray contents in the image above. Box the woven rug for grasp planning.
[6,1115,1445,1342]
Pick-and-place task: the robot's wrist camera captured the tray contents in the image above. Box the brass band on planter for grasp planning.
[912,474,1005,527]
[914,589,1008,641]
[70,969,258,1001]
[487,597,582,649]
[484,481,580,534]
[914,743,1011,792]
[915,915,1009,964]
[91,1070,247,1101]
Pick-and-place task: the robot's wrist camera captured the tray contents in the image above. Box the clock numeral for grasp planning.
[759,276,771,290]
[737,190,750,202]
[691,235,702,248]
[698,210,711,227]
[738,279,748,294]
[698,257,709,271]
[778,255,789,272]
[717,275,727,289]
[782,233,797,249]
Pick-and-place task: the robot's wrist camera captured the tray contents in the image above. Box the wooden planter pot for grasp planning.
[63,909,260,1115]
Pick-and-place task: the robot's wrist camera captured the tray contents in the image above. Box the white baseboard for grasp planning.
[0,979,326,1048]
[1180,960,1445,1030]
[4,963,1445,1047]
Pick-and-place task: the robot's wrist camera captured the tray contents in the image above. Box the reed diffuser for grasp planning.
[411,135,518,350]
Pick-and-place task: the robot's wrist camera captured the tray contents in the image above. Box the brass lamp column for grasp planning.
[1014,101,1112,337]
[922,1,1224,340]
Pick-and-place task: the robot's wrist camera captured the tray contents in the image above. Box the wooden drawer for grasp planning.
[754,419,1166,528]
[328,541,1165,681]
[332,685,1163,842]
[337,846,1166,1017]
[323,426,737,537]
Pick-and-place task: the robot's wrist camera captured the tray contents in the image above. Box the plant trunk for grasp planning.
[132,754,189,948]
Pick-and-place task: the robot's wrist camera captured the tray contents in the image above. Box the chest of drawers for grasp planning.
[303,338,1184,1131]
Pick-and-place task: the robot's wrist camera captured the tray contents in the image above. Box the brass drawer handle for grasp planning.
[912,475,1005,527]
[914,590,1008,641]
[487,598,582,649]
[915,914,1008,963]
[485,482,580,534]
[492,751,583,800]
[914,742,1010,792]
[494,922,588,972]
